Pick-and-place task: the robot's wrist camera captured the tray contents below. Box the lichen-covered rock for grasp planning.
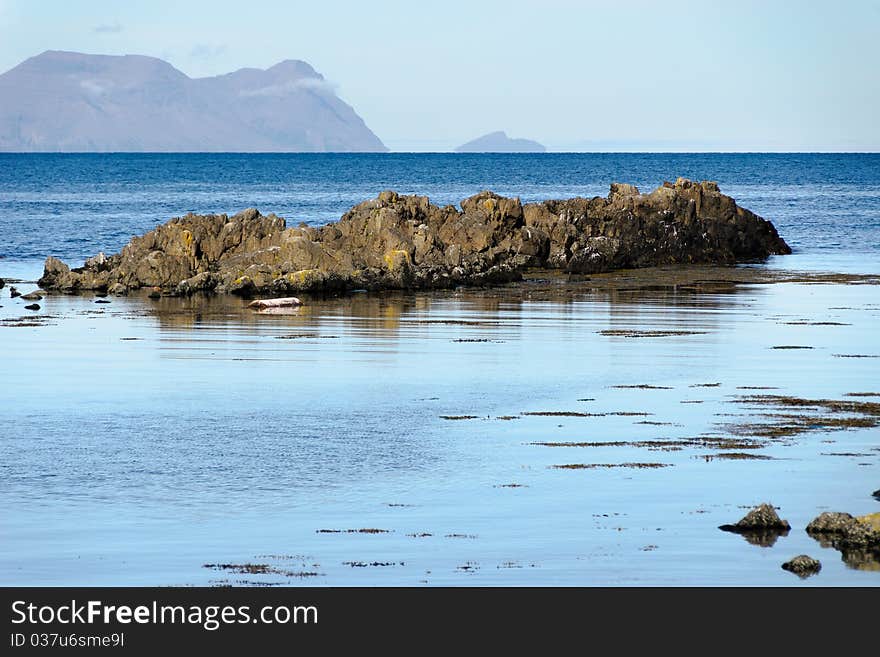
[806,511,857,535]
[175,272,219,296]
[781,555,821,577]
[805,510,880,569]
[39,180,791,296]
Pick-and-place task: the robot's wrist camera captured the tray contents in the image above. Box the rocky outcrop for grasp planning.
[39,179,791,296]
[807,511,880,550]
[806,511,880,571]
[806,512,858,535]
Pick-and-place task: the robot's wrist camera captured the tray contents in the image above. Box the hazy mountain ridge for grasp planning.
[0,51,387,152]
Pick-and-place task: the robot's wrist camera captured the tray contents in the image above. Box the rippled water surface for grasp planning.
[1,154,878,585]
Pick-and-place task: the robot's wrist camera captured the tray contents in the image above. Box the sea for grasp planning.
[1,153,878,586]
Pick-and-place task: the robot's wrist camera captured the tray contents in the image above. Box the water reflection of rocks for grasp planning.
[839,547,880,571]
[810,534,880,571]
[133,264,878,335]
[728,528,791,548]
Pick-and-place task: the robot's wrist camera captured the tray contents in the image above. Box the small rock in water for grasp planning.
[781,555,821,578]
[10,286,20,298]
[719,503,791,546]
[20,291,43,301]
[148,289,161,299]
[806,511,856,535]
[720,503,791,531]
[24,303,40,311]
[873,489,880,501]
[0,277,5,289]
[95,299,111,304]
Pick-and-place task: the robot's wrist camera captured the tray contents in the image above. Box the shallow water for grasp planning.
[1,153,878,585]
[2,268,878,585]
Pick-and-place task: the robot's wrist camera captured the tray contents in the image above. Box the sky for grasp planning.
[0,0,878,151]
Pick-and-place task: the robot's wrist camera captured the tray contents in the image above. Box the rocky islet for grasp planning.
[39,178,791,297]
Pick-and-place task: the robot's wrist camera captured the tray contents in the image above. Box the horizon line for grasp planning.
[0,151,878,155]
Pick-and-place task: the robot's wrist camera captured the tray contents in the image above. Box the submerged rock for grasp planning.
[781,555,821,578]
[24,303,40,310]
[38,180,791,296]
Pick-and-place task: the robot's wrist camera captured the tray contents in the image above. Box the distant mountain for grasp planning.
[0,51,387,152]
[455,131,545,153]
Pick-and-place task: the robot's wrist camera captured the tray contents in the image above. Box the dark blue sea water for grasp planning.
[1,154,879,586]
[1,153,879,279]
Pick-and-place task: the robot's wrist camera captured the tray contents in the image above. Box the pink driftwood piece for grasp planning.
[247,297,303,310]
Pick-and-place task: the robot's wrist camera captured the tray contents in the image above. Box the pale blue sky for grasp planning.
[1,0,877,151]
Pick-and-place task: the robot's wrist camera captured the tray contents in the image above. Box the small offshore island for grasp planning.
[39,178,790,297]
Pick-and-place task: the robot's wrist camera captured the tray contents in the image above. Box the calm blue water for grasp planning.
[1,153,879,279]
[1,154,878,586]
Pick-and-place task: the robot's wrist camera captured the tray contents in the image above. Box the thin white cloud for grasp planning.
[239,78,337,98]
[79,79,110,95]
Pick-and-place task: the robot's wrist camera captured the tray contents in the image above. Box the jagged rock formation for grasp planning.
[39,178,791,296]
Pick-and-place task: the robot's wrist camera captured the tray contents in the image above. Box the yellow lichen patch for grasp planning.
[383,250,411,271]
[287,269,323,286]
[483,198,496,212]
[856,513,880,531]
[182,229,194,248]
